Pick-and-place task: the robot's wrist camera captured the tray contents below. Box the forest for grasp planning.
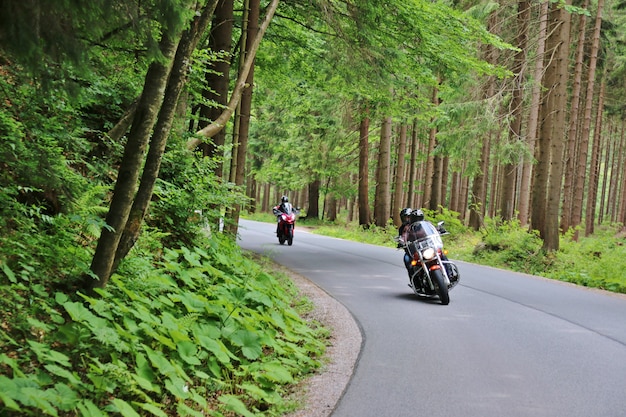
[1,0,626,415]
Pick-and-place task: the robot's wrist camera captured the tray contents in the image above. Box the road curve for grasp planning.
[238,219,626,417]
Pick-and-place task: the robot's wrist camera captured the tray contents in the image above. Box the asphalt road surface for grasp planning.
[238,219,626,417]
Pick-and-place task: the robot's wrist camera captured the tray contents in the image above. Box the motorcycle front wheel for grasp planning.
[287,226,293,246]
[431,268,450,305]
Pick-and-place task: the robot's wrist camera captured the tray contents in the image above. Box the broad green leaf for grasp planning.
[218,394,257,417]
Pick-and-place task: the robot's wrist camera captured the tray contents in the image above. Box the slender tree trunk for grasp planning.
[500,0,530,221]
[407,119,418,208]
[423,86,438,208]
[374,117,392,227]
[519,0,548,226]
[87,33,178,289]
[560,0,589,233]
[225,0,260,236]
[358,112,371,225]
[585,75,606,236]
[392,123,407,226]
[113,3,216,272]
[572,0,604,240]
[199,0,234,178]
[429,154,443,211]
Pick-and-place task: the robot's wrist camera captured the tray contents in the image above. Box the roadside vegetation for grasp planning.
[247,208,626,294]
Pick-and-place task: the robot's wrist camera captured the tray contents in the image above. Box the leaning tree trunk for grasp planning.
[87,33,179,289]
[112,3,217,272]
[373,117,392,227]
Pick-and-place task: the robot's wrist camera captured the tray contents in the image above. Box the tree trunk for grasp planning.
[571,0,604,240]
[198,0,234,178]
[392,123,407,226]
[535,0,571,251]
[87,33,179,289]
[308,179,321,219]
[358,112,371,225]
[224,0,260,236]
[113,3,216,272]
[407,119,418,208]
[560,0,589,233]
[519,0,548,226]
[423,86,438,208]
[585,74,606,236]
[374,117,392,227]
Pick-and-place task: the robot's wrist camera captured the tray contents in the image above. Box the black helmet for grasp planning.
[281,195,289,203]
[400,207,412,222]
[409,209,424,223]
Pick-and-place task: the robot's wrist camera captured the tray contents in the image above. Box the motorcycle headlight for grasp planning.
[422,248,436,260]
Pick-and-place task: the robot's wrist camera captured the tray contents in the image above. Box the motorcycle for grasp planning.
[273,204,299,246]
[397,220,460,305]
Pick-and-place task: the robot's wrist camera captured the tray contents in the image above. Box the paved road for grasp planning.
[238,219,626,417]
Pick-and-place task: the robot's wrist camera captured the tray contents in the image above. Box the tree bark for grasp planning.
[534,0,571,251]
[560,0,589,233]
[112,2,217,272]
[392,123,407,226]
[308,179,321,219]
[499,0,530,221]
[519,0,548,226]
[571,0,604,240]
[88,33,179,288]
[198,0,234,178]
[225,0,260,236]
[374,117,392,227]
[585,74,606,236]
[358,113,371,226]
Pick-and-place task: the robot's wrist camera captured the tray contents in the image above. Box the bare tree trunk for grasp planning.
[534,1,571,251]
[374,117,392,227]
[519,0,548,227]
[407,119,418,208]
[87,33,179,289]
[358,113,371,225]
[224,0,260,236]
[308,179,321,219]
[500,0,530,221]
[560,0,589,233]
[423,86,438,208]
[572,0,604,240]
[199,0,234,178]
[585,75,606,236]
[392,124,407,226]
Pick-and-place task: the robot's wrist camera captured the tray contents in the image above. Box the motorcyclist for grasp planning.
[402,208,455,281]
[273,196,293,234]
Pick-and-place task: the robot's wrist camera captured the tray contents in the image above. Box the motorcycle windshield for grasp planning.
[405,221,442,244]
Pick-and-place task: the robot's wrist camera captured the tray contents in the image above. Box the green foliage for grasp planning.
[469,217,545,273]
[1,236,326,416]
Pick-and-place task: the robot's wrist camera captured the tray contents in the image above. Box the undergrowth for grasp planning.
[1,213,326,416]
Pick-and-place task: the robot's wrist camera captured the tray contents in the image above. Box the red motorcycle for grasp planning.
[273,204,299,245]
